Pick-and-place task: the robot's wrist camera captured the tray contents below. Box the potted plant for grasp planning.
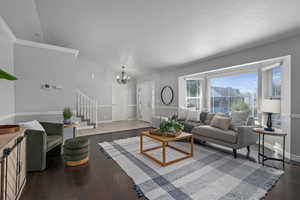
[159,120,184,137]
[63,107,73,124]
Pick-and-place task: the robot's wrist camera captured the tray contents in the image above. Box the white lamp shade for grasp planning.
[261,99,281,113]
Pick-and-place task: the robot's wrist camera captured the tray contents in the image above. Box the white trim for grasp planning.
[0,16,16,42]
[98,104,113,108]
[263,142,300,162]
[261,62,282,71]
[15,39,79,57]
[15,111,62,116]
[291,114,300,119]
[0,113,15,122]
[156,105,178,110]
[128,104,137,107]
[263,142,291,160]
[98,120,113,123]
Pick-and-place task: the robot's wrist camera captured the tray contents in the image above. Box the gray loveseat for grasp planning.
[178,111,258,158]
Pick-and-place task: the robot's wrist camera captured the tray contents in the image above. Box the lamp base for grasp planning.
[264,127,274,132]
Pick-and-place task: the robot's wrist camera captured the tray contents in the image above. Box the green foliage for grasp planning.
[0,68,17,80]
[63,107,73,120]
[160,120,184,133]
[231,102,250,113]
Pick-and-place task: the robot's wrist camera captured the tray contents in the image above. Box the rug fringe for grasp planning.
[99,147,112,159]
[133,184,149,200]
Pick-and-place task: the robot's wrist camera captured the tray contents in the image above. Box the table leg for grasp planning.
[283,136,286,169]
[140,135,143,153]
[258,133,261,163]
[73,127,76,138]
[191,137,194,156]
[262,133,265,166]
[162,142,166,165]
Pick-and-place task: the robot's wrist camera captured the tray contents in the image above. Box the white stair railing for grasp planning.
[76,89,98,128]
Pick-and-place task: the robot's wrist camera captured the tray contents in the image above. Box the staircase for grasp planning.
[76,89,98,129]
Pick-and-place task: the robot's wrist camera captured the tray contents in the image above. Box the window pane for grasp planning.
[210,72,258,118]
[186,80,201,110]
[271,66,282,97]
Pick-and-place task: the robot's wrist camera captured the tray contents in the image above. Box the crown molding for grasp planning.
[16,39,79,57]
[0,16,16,42]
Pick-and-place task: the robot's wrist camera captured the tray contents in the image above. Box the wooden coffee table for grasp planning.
[140,131,193,166]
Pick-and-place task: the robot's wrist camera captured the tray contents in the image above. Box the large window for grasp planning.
[186,79,201,110]
[209,72,258,118]
[265,65,282,127]
[270,66,282,98]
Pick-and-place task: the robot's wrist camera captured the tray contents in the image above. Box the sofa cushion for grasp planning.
[187,110,200,122]
[192,125,237,144]
[47,136,63,151]
[204,113,215,125]
[200,112,208,123]
[211,115,232,131]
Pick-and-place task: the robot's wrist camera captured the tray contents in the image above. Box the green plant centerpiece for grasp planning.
[63,107,73,124]
[153,120,184,137]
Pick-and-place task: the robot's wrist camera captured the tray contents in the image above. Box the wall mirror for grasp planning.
[161,86,174,105]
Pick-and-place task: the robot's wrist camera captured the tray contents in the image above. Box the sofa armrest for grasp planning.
[236,126,259,148]
[40,122,63,136]
[25,129,47,171]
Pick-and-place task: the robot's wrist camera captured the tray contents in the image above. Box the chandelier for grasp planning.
[116,66,131,84]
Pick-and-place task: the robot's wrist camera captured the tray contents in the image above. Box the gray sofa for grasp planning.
[178,111,258,158]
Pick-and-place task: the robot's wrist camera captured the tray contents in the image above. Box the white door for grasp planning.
[137,81,154,122]
[112,83,128,121]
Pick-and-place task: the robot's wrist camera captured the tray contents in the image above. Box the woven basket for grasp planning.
[150,129,182,137]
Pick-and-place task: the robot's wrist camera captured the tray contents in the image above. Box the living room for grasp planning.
[1,0,300,200]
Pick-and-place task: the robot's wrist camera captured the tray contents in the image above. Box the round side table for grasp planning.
[253,128,287,169]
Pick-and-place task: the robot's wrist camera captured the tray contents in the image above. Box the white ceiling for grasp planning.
[2,0,300,74]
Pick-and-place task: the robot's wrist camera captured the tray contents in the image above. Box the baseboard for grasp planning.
[98,120,113,123]
[263,142,292,160]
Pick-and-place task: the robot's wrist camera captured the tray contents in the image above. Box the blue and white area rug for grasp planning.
[99,137,283,200]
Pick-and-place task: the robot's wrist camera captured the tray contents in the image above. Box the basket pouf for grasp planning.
[63,137,90,167]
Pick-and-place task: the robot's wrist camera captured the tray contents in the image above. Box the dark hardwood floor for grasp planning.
[21,128,300,200]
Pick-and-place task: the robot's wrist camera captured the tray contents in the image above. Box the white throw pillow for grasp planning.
[178,107,189,120]
[187,110,200,122]
[19,120,45,131]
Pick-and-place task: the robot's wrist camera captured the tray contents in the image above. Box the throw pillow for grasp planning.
[19,120,45,131]
[187,110,200,122]
[200,112,208,123]
[204,113,215,125]
[178,107,189,121]
[211,115,232,131]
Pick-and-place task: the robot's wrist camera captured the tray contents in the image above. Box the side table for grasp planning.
[253,128,287,169]
[64,123,80,138]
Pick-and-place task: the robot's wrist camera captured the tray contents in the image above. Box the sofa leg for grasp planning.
[233,149,237,159]
[247,146,250,153]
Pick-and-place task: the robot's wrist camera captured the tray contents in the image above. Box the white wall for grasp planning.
[0,33,15,124]
[14,43,136,123]
[138,33,300,161]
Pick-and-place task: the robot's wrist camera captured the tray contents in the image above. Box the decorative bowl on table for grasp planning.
[0,125,20,135]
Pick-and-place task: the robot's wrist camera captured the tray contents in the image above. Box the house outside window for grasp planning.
[186,79,201,110]
[209,72,258,118]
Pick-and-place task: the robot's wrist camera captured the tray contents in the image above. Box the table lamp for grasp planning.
[261,99,281,131]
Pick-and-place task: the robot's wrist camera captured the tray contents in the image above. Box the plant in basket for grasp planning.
[159,120,184,137]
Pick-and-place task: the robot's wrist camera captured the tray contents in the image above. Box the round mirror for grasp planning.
[161,86,174,105]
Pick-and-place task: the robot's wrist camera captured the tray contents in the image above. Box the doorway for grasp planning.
[137,81,155,122]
